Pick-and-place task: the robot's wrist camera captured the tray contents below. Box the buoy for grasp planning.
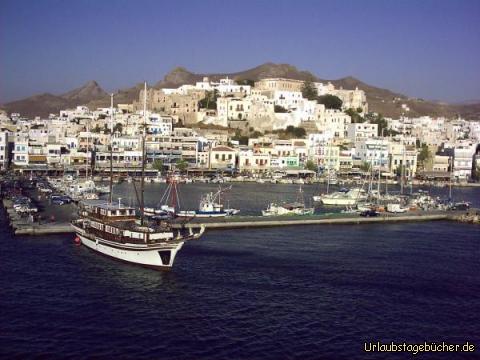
[74,236,81,245]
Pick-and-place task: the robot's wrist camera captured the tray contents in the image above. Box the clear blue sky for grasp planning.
[1,0,479,103]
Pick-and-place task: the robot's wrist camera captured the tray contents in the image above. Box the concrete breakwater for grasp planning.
[174,213,450,230]
[3,197,463,236]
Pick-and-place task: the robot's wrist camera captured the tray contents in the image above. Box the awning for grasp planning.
[29,155,47,163]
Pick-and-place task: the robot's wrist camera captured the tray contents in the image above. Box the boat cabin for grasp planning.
[79,200,136,221]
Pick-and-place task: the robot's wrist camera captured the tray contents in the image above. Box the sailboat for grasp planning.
[68,125,99,200]
[71,85,205,270]
[144,175,179,218]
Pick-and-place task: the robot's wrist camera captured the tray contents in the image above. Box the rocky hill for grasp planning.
[1,63,478,119]
[61,80,107,104]
[0,80,108,118]
[154,63,317,88]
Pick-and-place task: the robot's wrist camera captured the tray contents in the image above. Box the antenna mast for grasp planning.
[140,82,147,225]
[109,93,114,203]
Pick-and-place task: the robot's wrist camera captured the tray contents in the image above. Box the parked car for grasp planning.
[60,195,73,204]
[360,210,378,217]
[51,198,66,205]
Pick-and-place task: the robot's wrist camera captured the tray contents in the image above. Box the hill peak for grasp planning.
[61,80,107,103]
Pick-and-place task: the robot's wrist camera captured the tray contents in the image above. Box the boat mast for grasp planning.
[449,155,453,200]
[140,82,147,225]
[377,168,381,204]
[109,93,114,204]
[86,123,89,180]
[326,141,330,194]
[400,115,405,195]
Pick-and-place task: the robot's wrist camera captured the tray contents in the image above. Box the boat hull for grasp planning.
[177,210,230,218]
[74,227,184,270]
[321,198,359,206]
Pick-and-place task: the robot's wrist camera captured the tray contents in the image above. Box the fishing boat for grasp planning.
[177,186,239,218]
[71,83,205,270]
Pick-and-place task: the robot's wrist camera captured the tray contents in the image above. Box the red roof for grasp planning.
[212,146,235,152]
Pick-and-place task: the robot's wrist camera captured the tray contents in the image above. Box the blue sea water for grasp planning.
[1,184,479,359]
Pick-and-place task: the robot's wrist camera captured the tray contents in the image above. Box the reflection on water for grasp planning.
[0,185,479,359]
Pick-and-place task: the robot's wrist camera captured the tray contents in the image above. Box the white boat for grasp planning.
[72,201,204,270]
[177,186,239,218]
[263,186,314,216]
[96,184,111,194]
[386,203,408,213]
[262,202,314,216]
[152,176,166,183]
[314,188,367,206]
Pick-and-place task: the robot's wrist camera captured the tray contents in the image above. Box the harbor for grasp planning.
[3,194,478,236]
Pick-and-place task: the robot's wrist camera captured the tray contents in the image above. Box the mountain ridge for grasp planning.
[1,63,478,119]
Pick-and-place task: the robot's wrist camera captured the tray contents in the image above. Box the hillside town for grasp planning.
[1,76,479,184]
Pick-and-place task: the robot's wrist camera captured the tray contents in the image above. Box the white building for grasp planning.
[355,138,389,169]
[217,97,252,123]
[315,107,351,139]
[347,123,378,143]
[147,114,173,136]
[453,142,477,181]
[209,146,236,169]
[314,144,340,172]
[388,141,417,177]
[12,138,29,166]
[238,148,270,174]
[0,131,8,170]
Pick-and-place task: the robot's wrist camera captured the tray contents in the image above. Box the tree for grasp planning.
[236,79,255,87]
[345,108,365,123]
[152,159,164,174]
[317,94,343,110]
[113,122,123,134]
[395,165,403,177]
[417,143,432,170]
[231,129,249,145]
[273,126,307,139]
[286,125,306,138]
[305,160,318,172]
[175,159,188,172]
[199,89,219,110]
[91,124,101,133]
[364,112,397,136]
[274,105,288,113]
[301,79,318,100]
[359,161,371,172]
[474,166,480,181]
